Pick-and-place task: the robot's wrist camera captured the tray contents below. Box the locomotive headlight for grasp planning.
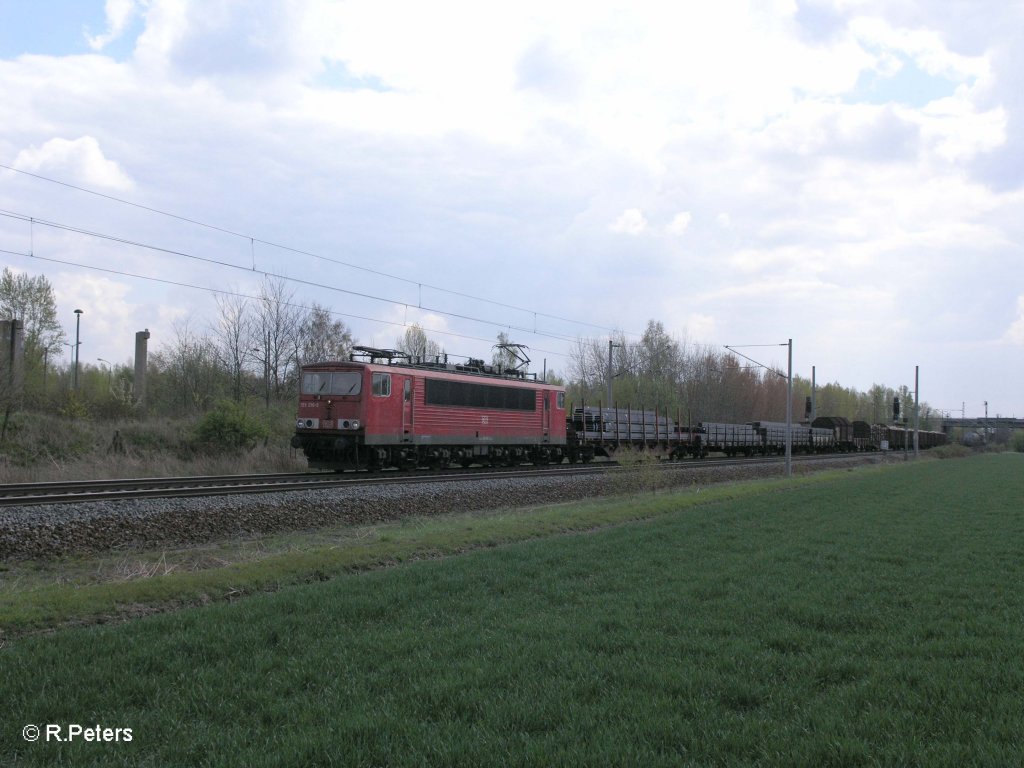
[351,420,360,430]
[296,418,318,429]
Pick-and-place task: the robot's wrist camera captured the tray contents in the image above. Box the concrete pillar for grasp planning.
[134,329,150,405]
[1,319,25,407]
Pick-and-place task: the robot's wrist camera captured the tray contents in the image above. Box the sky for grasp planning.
[0,0,1022,418]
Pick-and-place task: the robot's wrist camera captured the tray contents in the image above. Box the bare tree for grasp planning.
[568,336,602,392]
[492,331,517,370]
[151,320,221,412]
[635,320,683,407]
[491,331,533,374]
[212,292,251,402]
[251,277,304,403]
[396,324,442,362]
[296,303,354,366]
[569,332,629,396]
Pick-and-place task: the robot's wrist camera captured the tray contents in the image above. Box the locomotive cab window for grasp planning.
[372,373,392,397]
[556,392,565,409]
[302,371,361,396]
[301,372,329,395]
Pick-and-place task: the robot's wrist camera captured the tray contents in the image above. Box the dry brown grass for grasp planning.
[0,411,306,483]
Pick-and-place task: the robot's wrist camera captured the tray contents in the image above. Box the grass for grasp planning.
[0,472,799,635]
[0,409,306,483]
[2,454,1022,766]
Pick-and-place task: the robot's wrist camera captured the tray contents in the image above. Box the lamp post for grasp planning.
[98,358,112,387]
[73,309,83,390]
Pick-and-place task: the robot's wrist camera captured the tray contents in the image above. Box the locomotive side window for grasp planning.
[372,373,392,397]
[424,379,536,411]
[557,392,565,409]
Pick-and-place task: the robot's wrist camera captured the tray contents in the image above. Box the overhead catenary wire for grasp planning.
[0,208,584,348]
[0,163,641,338]
[0,229,572,360]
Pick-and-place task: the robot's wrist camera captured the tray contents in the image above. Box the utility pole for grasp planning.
[913,365,920,459]
[786,339,792,477]
[606,339,621,407]
[811,365,816,423]
[73,309,83,390]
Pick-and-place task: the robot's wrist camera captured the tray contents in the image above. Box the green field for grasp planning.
[2,455,1023,766]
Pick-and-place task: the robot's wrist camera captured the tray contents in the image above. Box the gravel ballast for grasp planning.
[0,455,893,559]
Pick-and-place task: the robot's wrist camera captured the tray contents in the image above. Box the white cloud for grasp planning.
[667,212,692,235]
[848,17,991,82]
[684,313,716,340]
[1004,296,1024,344]
[53,274,141,364]
[916,98,1007,163]
[87,0,139,51]
[375,306,453,347]
[609,208,648,235]
[13,137,134,191]
[2,0,1023,413]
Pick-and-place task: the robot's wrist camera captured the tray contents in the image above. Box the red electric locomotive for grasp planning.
[291,346,567,470]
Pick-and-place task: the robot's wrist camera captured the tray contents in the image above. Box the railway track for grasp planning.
[0,465,602,507]
[0,454,855,508]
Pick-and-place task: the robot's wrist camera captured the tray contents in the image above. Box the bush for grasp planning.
[59,391,90,420]
[1012,430,1024,453]
[0,410,99,467]
[613,446,663,494]
[192,400,270,452]
[932,443,971,460]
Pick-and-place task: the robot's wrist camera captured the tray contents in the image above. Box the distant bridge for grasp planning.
[938,417,1024,433]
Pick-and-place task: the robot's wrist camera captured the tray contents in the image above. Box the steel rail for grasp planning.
[0,453,864,508]
[0,465,607,507]
[0,471,334,498]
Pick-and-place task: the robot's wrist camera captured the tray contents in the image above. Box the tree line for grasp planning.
[2,268,937,428]
[566,320,939,429]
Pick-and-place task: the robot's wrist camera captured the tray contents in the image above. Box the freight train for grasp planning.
[291,348,946,471]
